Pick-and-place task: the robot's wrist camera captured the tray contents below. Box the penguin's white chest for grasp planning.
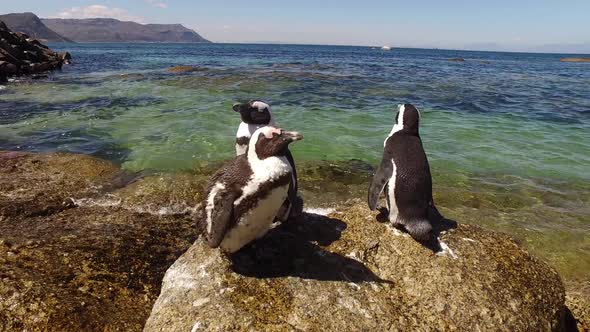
[235,143,248,156]
[220,185,289,253]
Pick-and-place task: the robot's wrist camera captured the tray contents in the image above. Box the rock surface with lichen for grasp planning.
[0,151,199,331]
[0,151,582,331]
[145,200,566,331]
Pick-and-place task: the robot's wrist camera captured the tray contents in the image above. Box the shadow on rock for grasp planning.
[375,207,458,253]
[230,212,390,284]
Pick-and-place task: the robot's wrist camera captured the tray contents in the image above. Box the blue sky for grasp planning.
[2,0,590,52]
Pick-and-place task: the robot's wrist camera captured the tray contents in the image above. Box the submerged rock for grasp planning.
[166,65,200,73]
[560,57,590,63]
[145,200,566,331]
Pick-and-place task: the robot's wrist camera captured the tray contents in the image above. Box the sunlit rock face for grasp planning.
[145,200,566,331]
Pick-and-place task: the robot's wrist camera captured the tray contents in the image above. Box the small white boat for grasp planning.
[381,46,391,51]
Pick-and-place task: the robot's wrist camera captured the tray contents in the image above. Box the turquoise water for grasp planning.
[0,43,589,281]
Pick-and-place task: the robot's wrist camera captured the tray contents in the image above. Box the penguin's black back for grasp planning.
[385,132,432,221]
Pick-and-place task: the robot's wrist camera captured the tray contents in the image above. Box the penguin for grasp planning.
[367,104,442,242]
[196,126,303,253]
[232,100,300,221]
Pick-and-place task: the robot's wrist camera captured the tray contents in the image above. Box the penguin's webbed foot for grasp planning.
[376,207,390,223]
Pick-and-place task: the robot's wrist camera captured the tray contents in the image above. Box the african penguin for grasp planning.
[233,100,277,155]
[196,126,303,253]
[367,104,442,242]
[232,100,300,221]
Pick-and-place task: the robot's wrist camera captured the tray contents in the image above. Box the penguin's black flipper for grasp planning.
[368,157,393,211]
[206,190,238,248]
[285,149,298,192]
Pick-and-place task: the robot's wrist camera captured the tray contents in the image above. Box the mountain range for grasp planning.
[0,12,72,42]
[0,12,210,43]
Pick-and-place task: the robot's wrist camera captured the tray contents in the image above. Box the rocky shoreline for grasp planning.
[0,20,70,83]
[0,151,587,331]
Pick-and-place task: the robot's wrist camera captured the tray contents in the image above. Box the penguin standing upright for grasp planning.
[196,126,303,253]
[233,100,277,155]
[368,104,442,242]
[232,100,300,221]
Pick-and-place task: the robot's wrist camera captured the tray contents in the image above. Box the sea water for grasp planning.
[0,43,588,283]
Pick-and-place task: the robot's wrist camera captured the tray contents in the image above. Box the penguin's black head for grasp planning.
[250,126,303,159]
[233,100,273,125]
[394,103,421,135]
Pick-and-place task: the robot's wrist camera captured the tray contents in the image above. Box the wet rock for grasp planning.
[0,20,70,80]
[0,151,120,218]
[166,65,200,73]
[113,172,208,215]
[560,57,590,63]
[0,207,196,332]
[145,200,566,331]
[0,151,197,331]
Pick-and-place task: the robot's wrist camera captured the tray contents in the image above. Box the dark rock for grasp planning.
[0,20,71,80]
[59,51,72,64]
[448,58,466,62]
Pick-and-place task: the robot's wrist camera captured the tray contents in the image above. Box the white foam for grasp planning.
[70,195,197,216]
[70,195,121,208]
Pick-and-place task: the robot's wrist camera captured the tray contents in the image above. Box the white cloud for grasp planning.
[50,5,146,23]
[145,0,168,9]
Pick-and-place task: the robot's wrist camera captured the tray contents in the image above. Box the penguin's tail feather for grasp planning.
[404,219,433,242]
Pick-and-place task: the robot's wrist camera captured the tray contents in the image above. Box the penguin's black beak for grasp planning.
[281,130,303,142]
[232,102,243,113]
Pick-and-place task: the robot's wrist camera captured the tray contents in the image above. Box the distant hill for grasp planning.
[42,18,211,43]
[0,12,72,42]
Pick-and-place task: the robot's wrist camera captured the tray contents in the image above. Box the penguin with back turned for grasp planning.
[196,126,303,253]
[232,100,301,221]
[368,104,442,242]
